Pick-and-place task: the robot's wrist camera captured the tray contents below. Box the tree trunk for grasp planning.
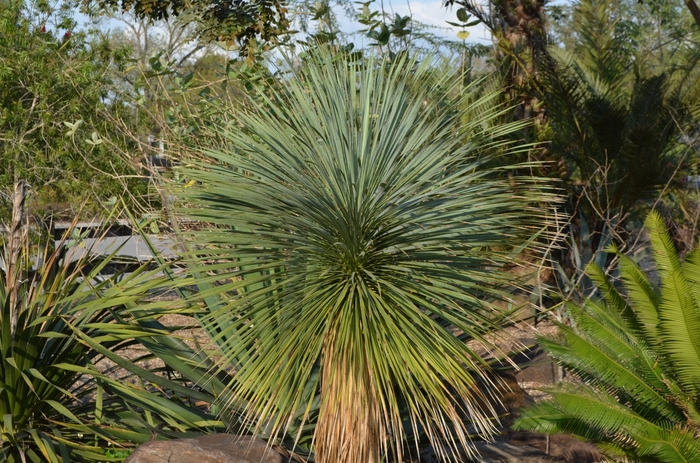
[492,0,548,119]
[316,332,382,463]
[685,0,700,28]
[449,0,548,120]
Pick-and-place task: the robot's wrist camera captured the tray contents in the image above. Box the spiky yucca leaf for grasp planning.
[173,51,556,463]
[0,220,226,462]
[514,210,700,462]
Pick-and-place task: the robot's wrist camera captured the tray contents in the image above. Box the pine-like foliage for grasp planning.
[514,210,700,462]
[545,0,685,220]
[173,51,557,463]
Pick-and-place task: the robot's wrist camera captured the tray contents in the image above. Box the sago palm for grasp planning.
[514,210,700,462]
[173,51,557,463]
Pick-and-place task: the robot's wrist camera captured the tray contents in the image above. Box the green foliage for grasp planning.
[539,0,698,299]
[82,0,290,58]
[547,0,699,66]
[514,210,700,463]
[0,0,147,221]
[0,220,227,462]
[171,50,557,463]
[355,0,411,51]
[547,0,687,209]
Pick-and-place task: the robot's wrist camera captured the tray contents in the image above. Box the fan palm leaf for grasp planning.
[172,50,557,462]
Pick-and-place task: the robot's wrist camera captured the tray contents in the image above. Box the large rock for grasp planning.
[123,435,286,463]
[515,348,559,386]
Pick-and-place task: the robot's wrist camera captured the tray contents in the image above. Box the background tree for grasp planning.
[0,0,148,222]
[104,12,224,157]
[81,0,291,59]
[100,11,273,194]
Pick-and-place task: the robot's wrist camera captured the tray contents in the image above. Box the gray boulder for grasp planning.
[123,435,285,463]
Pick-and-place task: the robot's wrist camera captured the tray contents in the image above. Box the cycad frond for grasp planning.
[514,210,700,462]
[616,254,662,341]
[572,0,629,88]
[547,304,684,424]
[644,212,700,398]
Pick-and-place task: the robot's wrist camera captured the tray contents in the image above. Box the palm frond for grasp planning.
[645,211,700,397]
[546,305,684,423]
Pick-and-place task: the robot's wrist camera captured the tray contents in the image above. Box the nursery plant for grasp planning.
[173,50,557,462]
[514,210,700,462]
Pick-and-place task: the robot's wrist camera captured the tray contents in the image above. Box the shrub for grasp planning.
[173,50,557,462]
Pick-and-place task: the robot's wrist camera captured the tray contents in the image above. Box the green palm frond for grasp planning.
[173,50,558,463]
[646,212,700,398]
[571,0,629,87]
[514,210,700,462]
[518,384,700,462]
[545,306,684,424]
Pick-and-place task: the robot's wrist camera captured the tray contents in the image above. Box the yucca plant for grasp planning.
[172,50,557,463]
[514,210,700,462]
[0,203,227,462]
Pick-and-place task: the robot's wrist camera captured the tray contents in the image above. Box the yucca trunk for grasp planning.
[493,0,547,63]
[7,180,27,336]
[317,334,382,463]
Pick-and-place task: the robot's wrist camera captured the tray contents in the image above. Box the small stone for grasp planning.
[124,435,285,463]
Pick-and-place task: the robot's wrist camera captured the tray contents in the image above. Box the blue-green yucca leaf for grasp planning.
[174,50,557,463]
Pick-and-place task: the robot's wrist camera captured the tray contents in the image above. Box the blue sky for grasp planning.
[329,0,492,44]
[328,0,570,46]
